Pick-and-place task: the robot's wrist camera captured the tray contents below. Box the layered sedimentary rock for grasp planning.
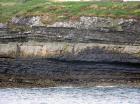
[0,16,140,87]
[0,42,140,63]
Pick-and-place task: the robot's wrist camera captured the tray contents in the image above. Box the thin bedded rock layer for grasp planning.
[0,16,140,87]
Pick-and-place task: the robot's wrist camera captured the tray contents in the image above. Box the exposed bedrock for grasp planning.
[0,58,140,87]
[9,16,140,34]
[48,16,140,34]
[0,16,140,45]
[0,42,140,63]
[0,16,140,87]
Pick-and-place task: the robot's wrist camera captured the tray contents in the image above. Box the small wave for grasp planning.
[49,86,79,89]
[95,85,117,88]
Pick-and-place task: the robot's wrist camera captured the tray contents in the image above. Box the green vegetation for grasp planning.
[0,0,140,23]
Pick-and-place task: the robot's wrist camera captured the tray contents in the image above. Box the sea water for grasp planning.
[0,87,140,104]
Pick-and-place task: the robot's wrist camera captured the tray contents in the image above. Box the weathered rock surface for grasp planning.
[48,16,140,34]
[0,27,140,44]
[0,16,140,87]
[0,23,7,29]
[0,42,140,63]
[0,16,140,44]
[11,16,44,27]
[0,58,140,87]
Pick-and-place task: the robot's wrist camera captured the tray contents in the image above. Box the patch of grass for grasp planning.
[0,0,140,23]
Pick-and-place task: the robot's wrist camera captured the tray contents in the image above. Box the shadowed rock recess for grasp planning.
[0,16,140,87]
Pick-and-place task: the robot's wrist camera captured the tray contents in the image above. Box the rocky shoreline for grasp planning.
[0,16,140,87]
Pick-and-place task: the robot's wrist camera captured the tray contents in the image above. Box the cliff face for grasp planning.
[0,16,140,61]
[0,42,140,63]
[0,16,140,87]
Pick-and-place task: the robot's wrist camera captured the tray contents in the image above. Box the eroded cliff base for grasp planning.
[0,58,140,87]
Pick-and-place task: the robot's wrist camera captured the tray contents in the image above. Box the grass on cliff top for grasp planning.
[0,0,140,24]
